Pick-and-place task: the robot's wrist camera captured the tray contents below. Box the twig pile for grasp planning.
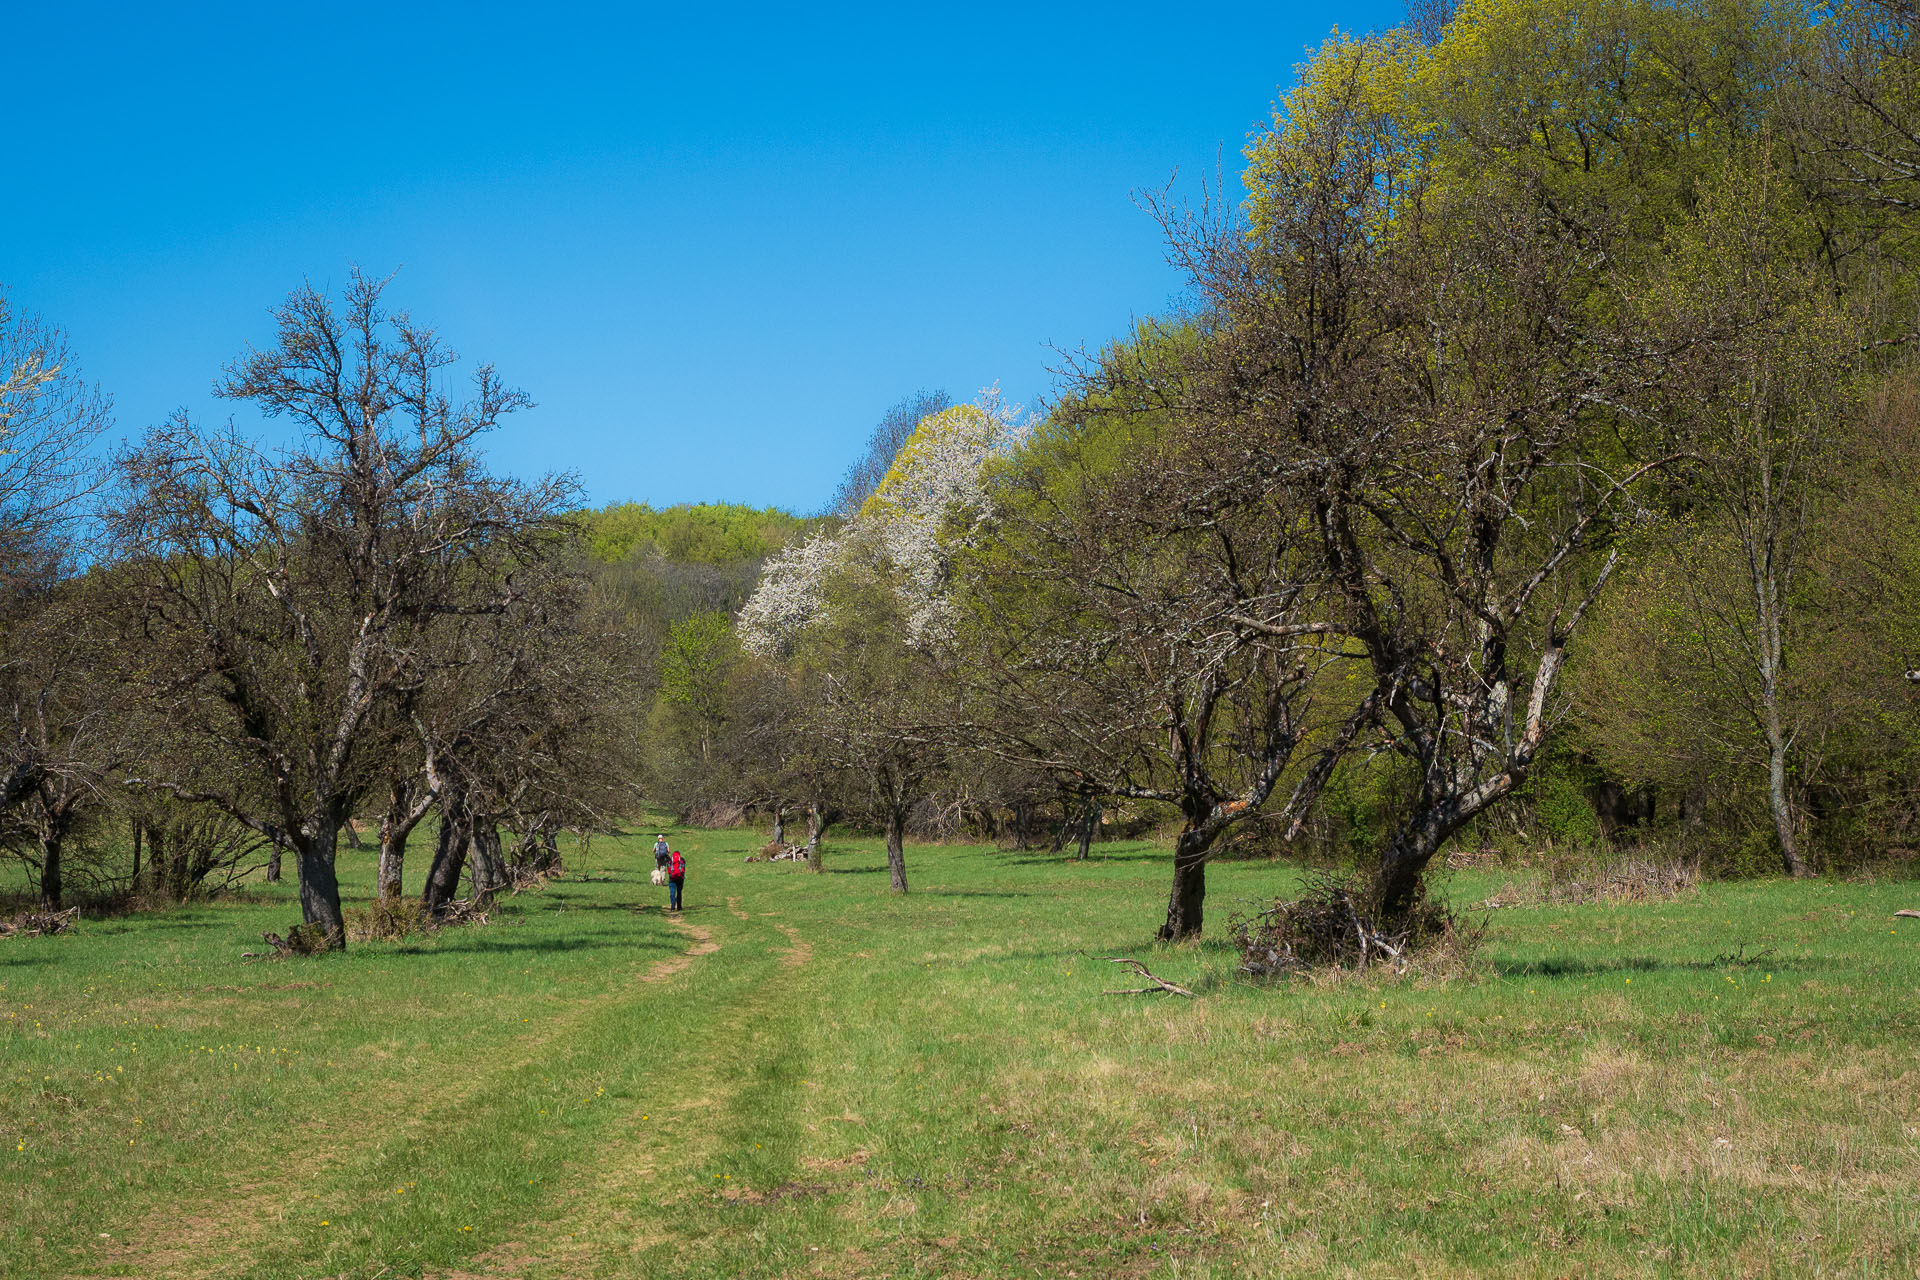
[1233,872,1468,978]
[1540,858,1699,906]
[744,843,808,863]
[0,906,80,939]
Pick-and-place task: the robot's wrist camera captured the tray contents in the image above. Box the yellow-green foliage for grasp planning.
[573,502,820,566]
[1246,0,1807,248]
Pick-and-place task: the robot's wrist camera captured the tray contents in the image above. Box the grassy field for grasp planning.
[3,825,1918,1279]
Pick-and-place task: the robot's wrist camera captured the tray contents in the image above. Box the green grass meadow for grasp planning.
[4,826,1919,1278]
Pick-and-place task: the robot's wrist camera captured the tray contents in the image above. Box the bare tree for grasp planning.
[110,269,572,947]
[1178,65,1685,923]
[0,292,112,815]
[829,389,952,516]
[416,561,639,912]
[962,357,1369,939]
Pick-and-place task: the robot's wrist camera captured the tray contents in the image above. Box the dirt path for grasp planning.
[774,921,811,968]
[75,913,729,1280]
[638,917,717,983]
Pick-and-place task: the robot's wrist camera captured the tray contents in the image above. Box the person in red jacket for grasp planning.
[667,847,686,912]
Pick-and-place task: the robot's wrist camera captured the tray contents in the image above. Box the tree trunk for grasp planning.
[164,827,192,902]
[293,824,346,949]
[805,803,829,873]
[1076,798,1098,861]
[1373,807,1456,924]
[265,841,282,883]
[1158,828,1209,941]
[771,808,786,846]
[469,820,507,902]
[884,807,909,894]
[1759,631,1806,876]
[1012,801,1030,849]
[344,818,365,850]
[1766,719,1805,876]
[130,820,143,889]
[1047,796,1071,854]
[39,833,62,911]
[147,825,176,901]
[377,818,408,900]
[422,799,472,915]
[517,820,561,873]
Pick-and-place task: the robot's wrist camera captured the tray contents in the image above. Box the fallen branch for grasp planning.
[1896,909,1920,920]
[1101,957,1194,997]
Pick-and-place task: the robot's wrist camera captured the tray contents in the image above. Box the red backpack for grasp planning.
[668,850,685,878]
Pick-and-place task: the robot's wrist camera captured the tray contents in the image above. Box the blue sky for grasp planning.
[5,1,1401,513]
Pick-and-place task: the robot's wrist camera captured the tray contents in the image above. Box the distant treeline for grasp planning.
[572,502,820,567]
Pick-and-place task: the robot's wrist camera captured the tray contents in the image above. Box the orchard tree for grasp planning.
[1185,26,1692,924]
[961,336,1370,940]
[112,269,573,947]
[0,291,111,814]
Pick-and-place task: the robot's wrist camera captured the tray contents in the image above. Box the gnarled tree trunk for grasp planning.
[469,820,507,903]
[422,792,473,915]
[1158,827,1212,941]
[1076,798,1098,862]
[38,833,63,911]
[376,775,436,900]
[293,822,346,948]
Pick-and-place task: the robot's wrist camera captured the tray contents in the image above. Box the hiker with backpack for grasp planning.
[666,846,686,912]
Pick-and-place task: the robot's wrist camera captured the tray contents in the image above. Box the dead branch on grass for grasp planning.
[1101,957,1195,997]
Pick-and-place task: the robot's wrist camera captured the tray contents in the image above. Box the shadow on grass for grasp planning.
[1002,847,1167,868]
[1493,953,1818,978]
[419,934,682,958]
[916,887,1037,900]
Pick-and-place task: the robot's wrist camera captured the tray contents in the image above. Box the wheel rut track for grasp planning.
[72,910,731,1280]
[572,907,818,1239]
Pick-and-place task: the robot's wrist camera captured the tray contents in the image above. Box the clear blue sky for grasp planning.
[5,1,1401,513]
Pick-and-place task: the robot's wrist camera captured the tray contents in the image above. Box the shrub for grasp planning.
[345,897,432,942]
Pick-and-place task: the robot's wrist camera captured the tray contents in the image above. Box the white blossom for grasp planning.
[738,386,1028,652]
[736,527,841,656]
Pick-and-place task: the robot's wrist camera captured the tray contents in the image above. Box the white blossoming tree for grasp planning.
[735,389,1026,890]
